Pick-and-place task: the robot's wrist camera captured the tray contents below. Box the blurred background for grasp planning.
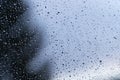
[25,0,120,80]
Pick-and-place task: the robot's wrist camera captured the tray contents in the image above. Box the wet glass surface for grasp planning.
[1,0,120,80]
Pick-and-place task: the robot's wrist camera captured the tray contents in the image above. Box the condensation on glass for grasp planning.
[1,0,120,80]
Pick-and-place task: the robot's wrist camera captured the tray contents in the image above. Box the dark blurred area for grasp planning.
[113,79,120,80]
[0,0,51,80]
[112,76,120,80]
